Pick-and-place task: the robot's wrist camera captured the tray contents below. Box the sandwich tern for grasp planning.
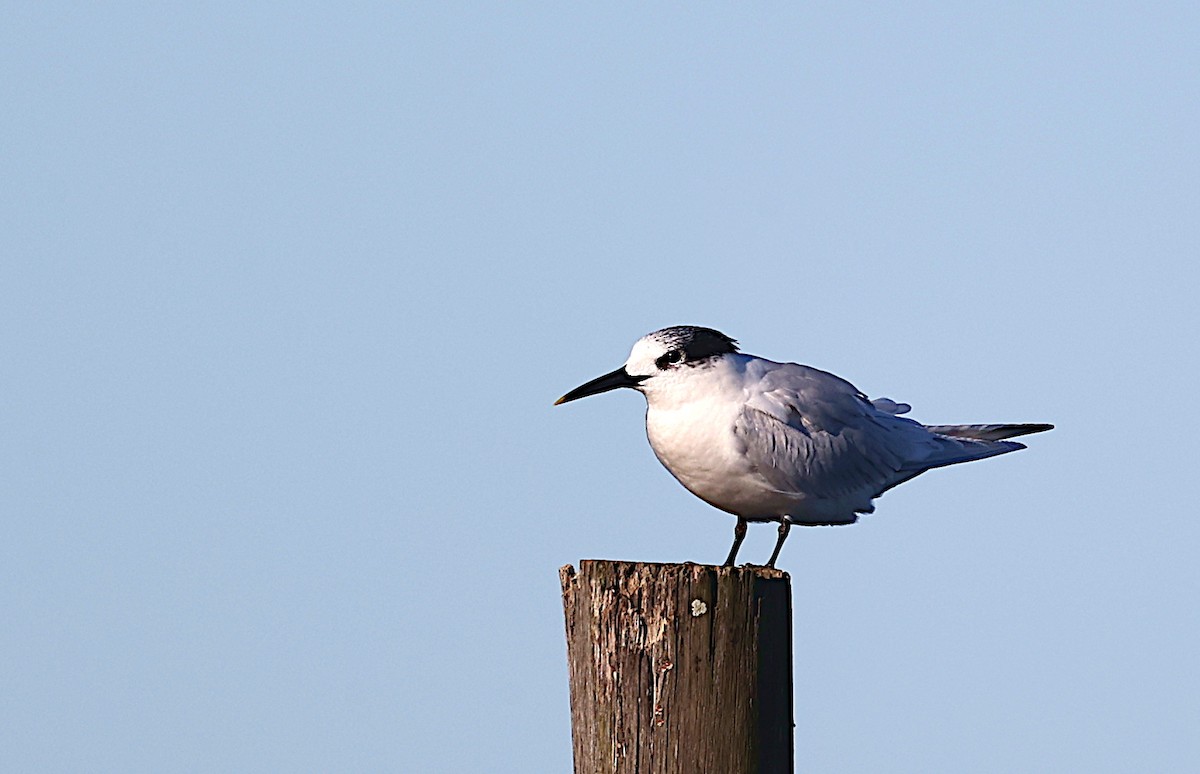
[555,326,1052,567]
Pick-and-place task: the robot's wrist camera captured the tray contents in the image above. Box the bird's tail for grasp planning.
[923,423,1054,441]
[876,423,1052,496]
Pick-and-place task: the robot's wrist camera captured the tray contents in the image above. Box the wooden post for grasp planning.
[560,561,793,774]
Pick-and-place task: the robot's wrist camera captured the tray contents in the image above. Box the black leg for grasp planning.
[723,517,748,567]
[766,521,791,568]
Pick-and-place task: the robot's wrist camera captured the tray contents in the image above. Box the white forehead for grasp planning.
[624,333,671,376]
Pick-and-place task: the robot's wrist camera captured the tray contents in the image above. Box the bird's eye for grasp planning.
[656,349,684,369]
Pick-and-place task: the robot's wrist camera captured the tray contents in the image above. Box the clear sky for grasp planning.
[2,3,1197,772]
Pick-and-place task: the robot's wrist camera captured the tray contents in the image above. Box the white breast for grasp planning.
[642,360,802,520]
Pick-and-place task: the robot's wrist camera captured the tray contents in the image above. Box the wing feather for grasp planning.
[734,362,1025,517]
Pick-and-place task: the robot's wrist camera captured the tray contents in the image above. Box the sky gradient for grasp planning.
[2,4,1198,772]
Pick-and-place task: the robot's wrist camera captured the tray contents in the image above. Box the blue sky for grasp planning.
[2,3,1197,772]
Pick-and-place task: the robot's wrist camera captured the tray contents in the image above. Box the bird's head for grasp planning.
[555,326,739,405]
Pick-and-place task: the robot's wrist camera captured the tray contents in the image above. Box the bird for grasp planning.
[555,325,1052,568]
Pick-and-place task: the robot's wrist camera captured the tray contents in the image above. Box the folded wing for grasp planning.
[734,362,1029,517]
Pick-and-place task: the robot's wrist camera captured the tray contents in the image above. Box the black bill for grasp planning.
[554,367,645,405]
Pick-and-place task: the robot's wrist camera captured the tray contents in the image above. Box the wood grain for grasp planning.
[561,561,793,774]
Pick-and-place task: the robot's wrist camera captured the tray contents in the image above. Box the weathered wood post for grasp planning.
[560,561,793,774]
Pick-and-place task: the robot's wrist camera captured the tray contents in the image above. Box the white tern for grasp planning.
[556,325,1052,567]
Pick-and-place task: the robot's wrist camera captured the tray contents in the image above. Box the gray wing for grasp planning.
[734,362,1023,513]
[923,423,1054,440]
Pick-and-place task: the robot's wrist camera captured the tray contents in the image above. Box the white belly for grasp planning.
[645,400,803,520]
